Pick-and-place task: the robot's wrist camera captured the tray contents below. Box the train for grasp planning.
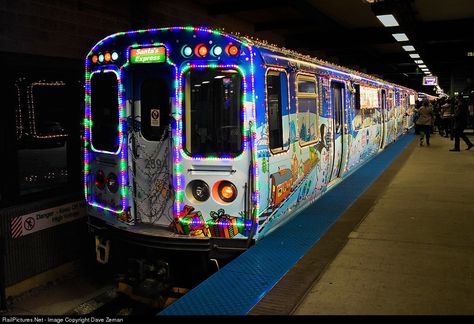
[84,26,417,296]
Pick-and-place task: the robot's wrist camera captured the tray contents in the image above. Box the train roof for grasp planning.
[240,36,416,93]
[88,26,416,94]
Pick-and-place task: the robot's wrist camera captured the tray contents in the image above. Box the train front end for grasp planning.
[84,27,258,288]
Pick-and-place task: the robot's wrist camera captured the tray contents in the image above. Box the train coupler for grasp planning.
[95,235,110,264]
[116,259,173,308]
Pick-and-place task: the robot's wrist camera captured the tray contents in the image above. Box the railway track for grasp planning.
[66,285,188,316]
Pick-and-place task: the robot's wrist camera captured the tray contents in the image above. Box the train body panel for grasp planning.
[84,27,418,269]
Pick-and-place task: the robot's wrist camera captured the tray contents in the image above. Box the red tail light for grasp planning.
[218,181,237,202]
[226,44,239,56]
[195,44,208,58]
[94,170,105,190]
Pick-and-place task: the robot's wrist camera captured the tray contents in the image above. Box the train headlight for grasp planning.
[106,172,118,193]
[218,181,237,203]
[94,170,105,190]
[190,180,210,202]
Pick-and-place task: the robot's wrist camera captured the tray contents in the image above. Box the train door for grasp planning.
[130,66,174,226]
[379,89,387,149]
[265,69,291,210]
[329,80,345,182]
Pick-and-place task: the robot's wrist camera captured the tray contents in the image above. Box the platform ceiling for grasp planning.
[193,0,474,95]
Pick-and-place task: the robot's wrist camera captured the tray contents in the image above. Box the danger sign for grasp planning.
[151,109,160,127]
[10,201,86,239]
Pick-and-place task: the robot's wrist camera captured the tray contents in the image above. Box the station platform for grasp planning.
[161,131,474,316]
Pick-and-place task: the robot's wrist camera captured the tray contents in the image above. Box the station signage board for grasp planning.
[423,76,438,86]
[130,46,166,64]
[10,201,86,239]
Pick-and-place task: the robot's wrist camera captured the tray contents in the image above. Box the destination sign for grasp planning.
[130,46,166,64]
[423,76,438,86]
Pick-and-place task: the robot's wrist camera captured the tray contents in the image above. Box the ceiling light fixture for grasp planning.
[402,45,416,52]
[414,60,424,64]
[376,14,400,27]
[392,33,409,42]
[409,53,420,59]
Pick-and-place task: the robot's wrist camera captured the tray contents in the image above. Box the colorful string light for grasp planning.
[27,81,68,139]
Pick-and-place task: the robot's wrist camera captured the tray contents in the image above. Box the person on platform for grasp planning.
[450,96,474,151]
[440,102,452,138]
[415,99,434,147]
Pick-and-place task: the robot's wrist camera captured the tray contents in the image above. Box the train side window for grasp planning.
[353,84,363,130]
[140,79,170,141]
[387,90,394,116]
[331,81,344,133]
[359,85,379,128]
[296,75,318,146]
[184,69,243,157]
[266,70,289,153]
[90,72,119,152]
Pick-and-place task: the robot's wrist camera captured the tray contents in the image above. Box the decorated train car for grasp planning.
[84,27,417,291]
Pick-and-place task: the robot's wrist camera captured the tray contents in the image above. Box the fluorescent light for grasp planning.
[424,72,431,75]
[392,33,409,42]
[402,45,416,51]
[414,60,424,64]
[376,14,399,27]
[409,53,420,58]
[418,65,427,68]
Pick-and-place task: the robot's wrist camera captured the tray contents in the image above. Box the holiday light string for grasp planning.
[84,67,128,214]
[15,80,23,140]
[27,81,68,139]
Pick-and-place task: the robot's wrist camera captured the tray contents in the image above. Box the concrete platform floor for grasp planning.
[294,133,474,315]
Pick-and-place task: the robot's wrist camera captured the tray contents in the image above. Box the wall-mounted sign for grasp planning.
[10,201,86,239]
[150,108,160,127]
[130,46,166,64]
[423,76,438,86]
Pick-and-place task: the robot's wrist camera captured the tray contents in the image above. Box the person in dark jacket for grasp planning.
[450,96,474,151]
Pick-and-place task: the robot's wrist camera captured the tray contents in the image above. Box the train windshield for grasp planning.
[90,72,119,152]
[184,69,242,156]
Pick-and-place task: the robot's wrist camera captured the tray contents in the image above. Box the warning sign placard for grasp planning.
[10,201,86,239]
[151,109,160,127]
